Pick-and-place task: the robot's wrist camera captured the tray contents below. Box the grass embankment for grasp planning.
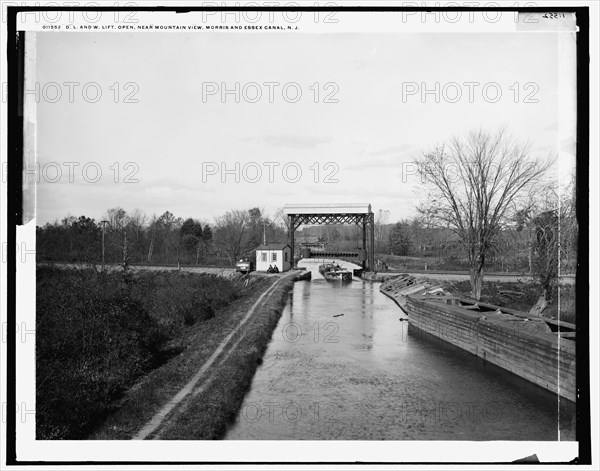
[152,276,295,439]
[377,254,526,273]
[89,273,295,440]
[442,280,576,324]
[36,266,253,439]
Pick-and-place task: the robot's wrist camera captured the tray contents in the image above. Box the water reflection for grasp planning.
[225,260,575,440]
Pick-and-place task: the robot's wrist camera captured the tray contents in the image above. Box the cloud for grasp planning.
[343,144,415,171]
[263,135,332,149]
[143,177,217,193]
[345,157,415,171]
[369,144,411,156]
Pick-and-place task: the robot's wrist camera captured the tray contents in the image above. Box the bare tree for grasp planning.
[374,209,390,253]
[213,209,252,265]
[147,214,158,263]
[128,208,147,263]
[274,207,290,235]
[103,207,137,268]
[529,176,578,315]
[157,211,179,264]
[559,174,578,275]
[416,128,553,300]
[412,204,440,258]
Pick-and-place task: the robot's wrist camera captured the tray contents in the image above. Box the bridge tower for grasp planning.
[284,203,375,271]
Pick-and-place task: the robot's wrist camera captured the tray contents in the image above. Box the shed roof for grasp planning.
[256,243,290,251]
[284,203,371,215]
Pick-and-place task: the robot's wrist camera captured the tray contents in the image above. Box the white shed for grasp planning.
[255,244,292,272]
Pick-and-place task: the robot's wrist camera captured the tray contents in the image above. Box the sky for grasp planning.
[34,28,576,226]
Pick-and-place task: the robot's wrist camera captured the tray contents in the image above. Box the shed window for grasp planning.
[284,251,288,262]
[261,252,267,262]
[272,252,277,262]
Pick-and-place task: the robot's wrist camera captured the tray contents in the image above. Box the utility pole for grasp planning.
[101,220,108,272]
[148,220,156,262]
[262,219,271,245]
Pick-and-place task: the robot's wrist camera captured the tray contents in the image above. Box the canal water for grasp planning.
[224,260,575,440]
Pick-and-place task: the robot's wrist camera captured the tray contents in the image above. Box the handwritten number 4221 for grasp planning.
[542,13,566,19]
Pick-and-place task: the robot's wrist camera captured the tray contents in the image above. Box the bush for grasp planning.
[36,267,241,439]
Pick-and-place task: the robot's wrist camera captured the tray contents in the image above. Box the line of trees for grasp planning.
[266,202,569,278]
[37,207,287,267]
[37,126,578,312]
[378,210,558,274]
[213,207,287,264]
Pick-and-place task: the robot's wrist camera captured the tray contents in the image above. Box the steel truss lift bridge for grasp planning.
[284,203,375,271]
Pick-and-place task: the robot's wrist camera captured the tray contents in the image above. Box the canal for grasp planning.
[225,260,575,440]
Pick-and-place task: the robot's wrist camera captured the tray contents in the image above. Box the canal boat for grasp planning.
[379,274,576,402]
[319,262,352,282]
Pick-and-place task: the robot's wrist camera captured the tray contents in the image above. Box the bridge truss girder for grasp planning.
[288,211,375,271]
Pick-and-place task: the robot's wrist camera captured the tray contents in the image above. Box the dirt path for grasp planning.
[132,272,292,440]
[411,272,575,285]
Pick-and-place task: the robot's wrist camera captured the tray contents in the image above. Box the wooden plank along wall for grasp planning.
[405,296,576,402]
